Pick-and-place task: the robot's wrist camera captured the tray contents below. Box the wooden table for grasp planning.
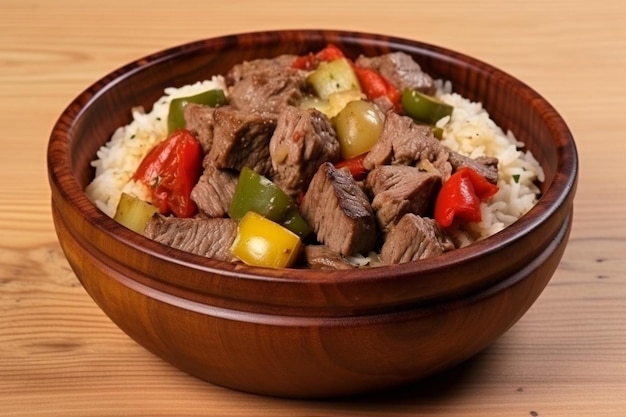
[2,0,625,415]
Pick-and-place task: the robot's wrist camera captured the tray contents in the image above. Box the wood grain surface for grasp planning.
[1,0,625,415]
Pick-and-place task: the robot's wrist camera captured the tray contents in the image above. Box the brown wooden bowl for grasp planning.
[47,29,578,399]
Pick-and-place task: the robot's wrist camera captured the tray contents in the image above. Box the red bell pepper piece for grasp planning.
[292,53,317,71]
[434,167,499,228]
[353,66,402,111]
[292,44,346,70]
[315,44,345,62]
[335,153,369,181]
[133,129,203,218]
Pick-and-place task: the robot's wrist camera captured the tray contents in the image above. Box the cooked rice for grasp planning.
[85,76,227,217]
[432,82,543,243]
[85,76,543,245]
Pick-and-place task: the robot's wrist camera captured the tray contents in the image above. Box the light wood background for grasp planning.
[1,0,625,415]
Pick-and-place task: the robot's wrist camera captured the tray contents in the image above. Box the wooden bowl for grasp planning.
[47,30,578,398]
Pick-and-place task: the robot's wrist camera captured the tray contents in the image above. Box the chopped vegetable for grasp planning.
[401,88,453,124]
[332,100,384,159]
[434,167,499,228]
[230,211,302,269]
[315,44,345,62]
[133,129,203,218]
[228,167,311,238]
[113,192,158,234]
[335,152,369,181]
[167,89,227,133]
[307,58,361,100]
[353,66,401,111]
[432,126,444,139]
[300,89,363,119]
[292,44,345,70]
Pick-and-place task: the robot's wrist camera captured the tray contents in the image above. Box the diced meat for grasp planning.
[226,56,307,114]
[269,106,341,199]
[380,214,455,264]
[206,106,277,175]
[448,152,499,184]
[190,164,238,218]
[363,112,452,179]
[144,215,238,262]
[365,165,442,232]
[300,162,377,256]
[184,103,216,154]
[304,245,355,270]
[226,55,299,84]
[355,52,436,95]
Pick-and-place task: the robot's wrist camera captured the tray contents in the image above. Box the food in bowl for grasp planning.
[49,29,577,399]
[85,44,544,269]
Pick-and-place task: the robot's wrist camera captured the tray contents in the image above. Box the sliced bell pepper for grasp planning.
[307,57,361,100]
[401,88,453,124]
[133,129,203,218]
[315,44,345,62]
[230,211,302,269]
[434,167,499,228]
[113,192,158,234]
[353,66,402,111]
[335,153,369,181]
[167,89,227,134]
[228,167,311,238]
[292,44,346,71]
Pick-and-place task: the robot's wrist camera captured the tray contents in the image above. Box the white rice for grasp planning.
[85,76,543,244]
[85,76,227,217]
[434,80,544,244]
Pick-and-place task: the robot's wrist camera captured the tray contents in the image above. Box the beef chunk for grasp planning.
[304,245,355,270]
[226,55,298,84]
[355,52,436,95]
[448,152,499,184]
[363,112,452,179]
[206,106,277,175]
[145,215,238,262]
[380,214,454,264]
[226,55,307,114]
[184,103,217,154]
[365,165,442,232]
[190,164,238,218]
[300,162,376,256]
[269,106,341,198]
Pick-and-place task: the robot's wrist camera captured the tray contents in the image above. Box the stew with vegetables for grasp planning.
[94,44,544,270]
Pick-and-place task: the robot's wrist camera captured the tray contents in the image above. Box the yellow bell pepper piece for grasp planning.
[114,192,158,234]
[230,211,302,269]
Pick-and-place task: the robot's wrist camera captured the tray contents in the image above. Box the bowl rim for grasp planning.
[48,29,578,298]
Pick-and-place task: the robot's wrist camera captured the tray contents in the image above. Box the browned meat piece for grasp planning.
[448,152,499,184]
[304,245,355,270]
[226,55,299,85]
[144,215,238,262]
[205,106,277,175]
[363,112,452,179]
[190,164,238,218]
[269,106,341,199]
[380,214,455,264]
[365,165,442,232]
[300,162,377,257]
[184,103,216,154]
[355,52,436,95]
[226,55,307,114]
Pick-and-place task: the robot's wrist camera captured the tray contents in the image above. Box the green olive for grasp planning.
[332,100,384,159]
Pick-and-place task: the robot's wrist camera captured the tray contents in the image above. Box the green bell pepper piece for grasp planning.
[228,167,311,238]
[167,89,227,133]
[401,88,453,125]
